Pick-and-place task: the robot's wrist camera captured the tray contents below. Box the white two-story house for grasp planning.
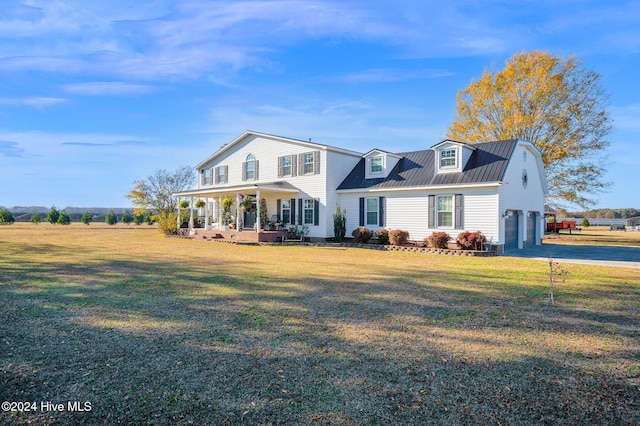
[176,131,548,252]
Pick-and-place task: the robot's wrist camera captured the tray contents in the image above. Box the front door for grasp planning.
[243,200,256,229]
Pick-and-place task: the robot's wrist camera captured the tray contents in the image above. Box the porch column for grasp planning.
[236,194,240,231]
[189,196,194,228]
[204,197,209,230]
[176,196,181,229]
[218,195,223,230]
[256,189,261,232]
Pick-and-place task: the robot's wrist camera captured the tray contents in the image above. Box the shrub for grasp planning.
[30,213,41,225]
[333,205,346,242]
[0,208,15,225]
[389,229,410,246]
[81,212,93,225]
[425,232,451,249]
[581,217,590,228]
[47,206,60,225]
[157,211,178,235]
[376,229,389,245]
[57,211,71,225]
[456,230,486,250]
[105,210,118,225]
[351,226,372,243]
[133,212,144,225]
[121,210,134,225]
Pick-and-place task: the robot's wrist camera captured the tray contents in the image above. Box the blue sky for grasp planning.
[1,0,639,209]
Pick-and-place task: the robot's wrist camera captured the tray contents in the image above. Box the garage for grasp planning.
[504,211,519,251]
[526,212,537,247]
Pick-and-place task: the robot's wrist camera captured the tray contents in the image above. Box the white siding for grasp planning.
[199,134,360,238]
[498,142,546,247]
[339,187,500,243]
[325,151,363,237]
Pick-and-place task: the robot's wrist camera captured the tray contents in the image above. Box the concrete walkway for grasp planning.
[505,242,640,269]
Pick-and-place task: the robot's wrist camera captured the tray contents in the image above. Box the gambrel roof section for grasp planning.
[337,139,519,190]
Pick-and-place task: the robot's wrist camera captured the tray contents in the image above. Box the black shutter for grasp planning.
[455,194,463,229]
[277,157,283,177]
[314,198,319,226]
[359,197,365,227]
[276,199,281,222]
[290,198,296,225]
[379,196,385,227]
[428,195,435,228]
[314,150,321,174]
[298,199,303,225]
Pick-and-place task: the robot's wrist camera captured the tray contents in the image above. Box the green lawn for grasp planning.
[1,224,639,425]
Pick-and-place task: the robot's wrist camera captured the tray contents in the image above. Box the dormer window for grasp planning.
[440,149,457,168]
[370,156,383,173]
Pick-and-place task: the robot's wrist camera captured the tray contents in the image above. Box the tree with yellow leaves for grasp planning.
[448,51,611,207]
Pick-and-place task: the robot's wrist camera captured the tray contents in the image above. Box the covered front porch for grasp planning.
[174,181,300,241]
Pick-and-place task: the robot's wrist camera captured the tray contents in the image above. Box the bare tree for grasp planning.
[126,166,195,215]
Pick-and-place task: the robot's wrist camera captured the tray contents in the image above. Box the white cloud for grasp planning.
[0,97,67,108]
[62,82,155,96]
[338,68,456,83]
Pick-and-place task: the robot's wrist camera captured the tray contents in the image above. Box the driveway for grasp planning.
[505,242,640,269]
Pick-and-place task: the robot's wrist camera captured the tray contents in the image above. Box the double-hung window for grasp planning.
[215,165,228,184]
[202,168,212,185]
[440,149,456,168]
[303,199,314,224]
[437,195,453,227]
[303,152,315,174]
[281,199,291,224]
[366,198,378,225]
[282,155,292,176]
[370,156,383,173]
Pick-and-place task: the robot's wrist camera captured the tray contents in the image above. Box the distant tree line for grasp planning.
[1,206,154,226]
[560,208,640,219]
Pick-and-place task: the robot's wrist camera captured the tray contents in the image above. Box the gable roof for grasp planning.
[196,130,362,169]
[337,139,518,191]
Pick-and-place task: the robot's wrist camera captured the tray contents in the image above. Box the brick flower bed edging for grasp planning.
[320,242,496,256]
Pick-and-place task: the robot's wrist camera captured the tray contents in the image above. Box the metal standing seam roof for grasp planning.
[337,139,519,190]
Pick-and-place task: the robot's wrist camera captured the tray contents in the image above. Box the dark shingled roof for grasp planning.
[337,139,518,190]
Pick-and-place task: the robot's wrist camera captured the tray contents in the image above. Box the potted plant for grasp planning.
[195,199,205,209]
[221,196,235,230]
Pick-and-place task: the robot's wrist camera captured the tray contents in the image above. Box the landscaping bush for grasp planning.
[425,232,451,249]
[81,212,93,225]
[375,229,389,245]
[456,230,486,250]
[582,217,590,228]
[0,208,15,225]
[351,226,372,243]
[333,205,346,242]
[105,210,118,225]
[57,211,71,225]
[47,206,60,225]
[157,211,178,235]
[121,210,134,225]
[30,213,41,225]
[388,229,410,246]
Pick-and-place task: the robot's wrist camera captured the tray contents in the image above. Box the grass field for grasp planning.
[1,224,639,425]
